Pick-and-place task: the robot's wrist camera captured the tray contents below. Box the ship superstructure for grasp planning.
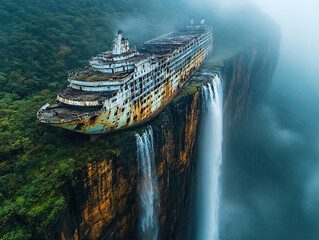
[37,19,213,134]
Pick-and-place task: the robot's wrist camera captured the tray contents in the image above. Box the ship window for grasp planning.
[127,117,131,123]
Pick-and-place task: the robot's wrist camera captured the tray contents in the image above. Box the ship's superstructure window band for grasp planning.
[37,20,213,134]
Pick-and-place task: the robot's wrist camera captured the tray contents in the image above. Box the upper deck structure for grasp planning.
[37,19,213,134]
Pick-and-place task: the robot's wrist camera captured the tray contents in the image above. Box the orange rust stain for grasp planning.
[116,215,130,239]
[161,215,167,227]
[73,228,78,240]
[116,167,130,214]
[157,162,164,177]
[77,158,137,240]
[179,91,200,164]
[80,159,115,240]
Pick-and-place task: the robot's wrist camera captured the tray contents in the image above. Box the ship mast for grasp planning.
[112,30,130,54]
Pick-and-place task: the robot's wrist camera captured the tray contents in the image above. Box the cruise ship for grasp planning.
[37,19,213,135]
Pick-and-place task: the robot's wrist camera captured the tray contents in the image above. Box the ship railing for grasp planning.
[68,66,91,77]
[36,103,50,119]
[39,104,102,123]
[50,110,102,123]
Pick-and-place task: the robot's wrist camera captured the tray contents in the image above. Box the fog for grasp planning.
[254,0,319,90]
[218,0,319,239]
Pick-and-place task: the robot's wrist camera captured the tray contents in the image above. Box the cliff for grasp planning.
[43,28,280,239]
[222,37,280,129]
[44,84,203,240]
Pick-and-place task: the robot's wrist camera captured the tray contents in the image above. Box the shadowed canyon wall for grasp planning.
[223,36,280,129]
[44,32,280,240]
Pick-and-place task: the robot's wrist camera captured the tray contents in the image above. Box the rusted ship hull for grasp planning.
[38,23,213,134]
[51,52,206,134]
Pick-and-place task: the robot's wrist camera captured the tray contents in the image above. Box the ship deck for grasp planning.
[91,54,146,66]
[139,28,208,55]
[58,87,117,103]
[68,67,134,82]
[138,44,182,55]
[95,49,138,59]
[38,102,100,123]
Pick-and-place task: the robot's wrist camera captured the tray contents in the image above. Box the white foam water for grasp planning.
[197,74,223,240]
[136,127,159,240]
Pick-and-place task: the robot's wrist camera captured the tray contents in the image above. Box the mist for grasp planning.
[218,0,319,239]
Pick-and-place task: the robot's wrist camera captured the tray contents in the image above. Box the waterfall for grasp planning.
[197,74,223,240]
[136,127,159,240]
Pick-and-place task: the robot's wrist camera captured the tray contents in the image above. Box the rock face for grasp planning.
[223,37,280,129]
[44,33,280,240]
[45,89,202,240]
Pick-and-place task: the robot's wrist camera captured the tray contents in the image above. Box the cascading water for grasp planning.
[136,127,159,240]
[196,74,223,240]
